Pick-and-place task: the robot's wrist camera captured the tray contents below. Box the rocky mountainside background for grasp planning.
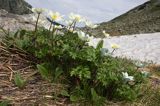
[0,0,33,39]
[0,9,34,31]
[0,0,160,37]
[0,0,32,14]
[85,0,160,37]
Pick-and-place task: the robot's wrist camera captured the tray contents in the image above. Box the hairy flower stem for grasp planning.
[34,13,40,33]
[49,21,53,32]
[32,13,40,46]
[86,27,90,33]
[68,21,75,30]
[111,49,116,54]
[73,21,77,31]
[51,26,55,47]
[52,25,55,35]
[67,20,76,33]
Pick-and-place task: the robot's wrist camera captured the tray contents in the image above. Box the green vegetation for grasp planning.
[0,100,10,106]
[14,72,26,89]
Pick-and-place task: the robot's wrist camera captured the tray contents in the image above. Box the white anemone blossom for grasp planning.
[54,25,63,29]
[87,41,96,48]
[69,13,83,22]
[122,72,134,81]
[31,8,46,14]
[49,11,63,21]
[85,20,98,29]
[77,31,93,41]
[111,43,120,49]
[65,20,73,26]
[102,30,110,38]
[141,71,150,77]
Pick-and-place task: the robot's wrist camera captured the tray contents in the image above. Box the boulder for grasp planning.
[0,0,32,14]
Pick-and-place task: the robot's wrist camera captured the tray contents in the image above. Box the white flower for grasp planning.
[102,30,110,37]
[31,8,45,14]
[73,30,78,34]
[69,13,82,22]
[65,20,73,26]
[77,31,86,40]
[86,41,96,48]
[141,71,150,77]
[91,24,98,29]
[85,20,98,29]
[111,43,120,49]
[77,31,91,41]
[122,72,134,81]
[54,30,64,35]
[49,11,63,21]
[88,35,94,41]
[134,61,145,68]
[54,25,63,29]
[67,27,74,32]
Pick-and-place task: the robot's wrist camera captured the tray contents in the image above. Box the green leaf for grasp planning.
[70,95,80,102]
[70,66,91,80]
[91,88,99,101]
[14,73,26,89]
[37,64,50,80]
[0,100,10,106]
[61,90,70,97]
[19,29,26,39]
[91,88,105,105]
[13,30,19,38]
[96,39,104,50]
[54,67,63,81]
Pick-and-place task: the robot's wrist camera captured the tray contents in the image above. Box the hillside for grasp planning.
[0,0,32,14]
[85,0,160,37]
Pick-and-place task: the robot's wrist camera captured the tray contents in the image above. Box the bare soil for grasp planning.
[0,43,69,106]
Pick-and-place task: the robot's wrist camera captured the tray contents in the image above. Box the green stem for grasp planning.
[73,21,77,31]
[52,25,55,35]
[51,25,55,48]
[34,13,40,33]
[67,20,76,33]
[49,21,53,32]
[33,13,40,47]
[111,49,116,54]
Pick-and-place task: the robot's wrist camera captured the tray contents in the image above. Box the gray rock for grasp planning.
[0,0,32,15]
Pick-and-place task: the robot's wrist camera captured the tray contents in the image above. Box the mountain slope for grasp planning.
[86,0,160,37]
[0,0,32,14]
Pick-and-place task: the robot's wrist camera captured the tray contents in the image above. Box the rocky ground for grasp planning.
[0,0,32,14]
[0,9,50,38]
[0,9,34,32]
